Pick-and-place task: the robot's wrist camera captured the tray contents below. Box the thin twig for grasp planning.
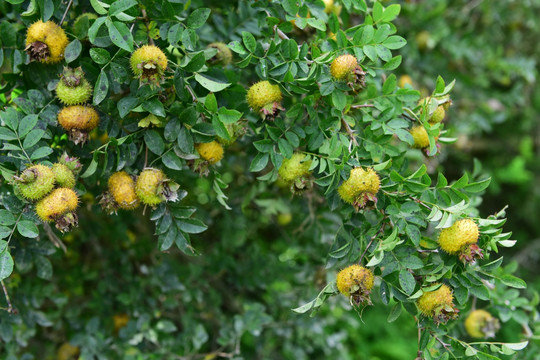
[359,220,386,264]
[1,280,14,313]
[341,118,359,147]
[185,85,198,102]
[60,0,74,25]
[350,104,374,109]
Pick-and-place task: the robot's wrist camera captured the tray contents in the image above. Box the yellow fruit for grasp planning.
[36,188,78,222]
[52,163,76,188]
[25,20,68,63]
[57,105,100,144]
[113,313,130,333]
[465,310,500,338]
[330,54,358,80]
[338,167,380,205]
[417,284,454,317]
[246,80,282,111]
[108,171,139,210]
[196,141,224,165]
[278,153,312,183]
[336,265,374,304]
[410,125,430,149]
[135,169,165,205]
[15,164,55,200]
[438,219,479,254]
[130,45,168,83]
[399,75,413,88]
[57,342,80,360]
[207,42,232,66]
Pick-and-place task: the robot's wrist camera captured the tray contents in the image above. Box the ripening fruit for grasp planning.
[113,313,130,333]
[135,169,166,205]
[417,284,454,317]
[15,164,55,200]
[410,125,430,149]
[56,67,93,105]
[25,20,68,63]
[398,75,413,88]
[330,54,358,80]
[57,105,100,144]
[438,218,479,254]
[57,342,80,360]
[336,265,374,304]
[52,163,76,188]
[430,106,446,124]
[130,45,168,84]
[464,310,500,338]
[338,167,380,209]
[246,80,282,111]
[36,188,78,222]
[108,171,139,210]
[196,141,224,165]
[278,153,312,183]
[207,42,233,66]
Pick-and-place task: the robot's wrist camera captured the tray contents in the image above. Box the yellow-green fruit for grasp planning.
[196,141,224,165]
[277,213,292,226]
[336,265,374,297]
[410,125,430,149]
[56,78,92,105]
[430,106,446,124]
[438,219,479,254]
[108,171,139,210]
[399,75,413,88]
[207,42,233,66]
[57,105,100,132]
[338,167,380,204]
[135,169,165,205]
[417,284,454,317]
[16,164,55,200]
[52,163,76,188]
[465,310,499,338]
[130,45,168,80]
[278,153,312,183]
[57,342,80,360]
[25,20,68,63]
[330,54,358,80]
[36,188,78,222]
[246,81,282,111]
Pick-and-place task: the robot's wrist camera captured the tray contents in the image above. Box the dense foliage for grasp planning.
[0,0,538,359]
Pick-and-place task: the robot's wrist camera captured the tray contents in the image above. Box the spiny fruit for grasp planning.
[338,167,380,210]
[464,310,500,338]
[130,45,168,84]
[25,20,68,63]
[196,141,224,165]
[15,164,55,200]
[278,153,312,193]
[52,163,76,188]
[36,188,79,232]
[417,284,458,324]
[207,42,233,66]
[246,80,283,119]
[278,153,312,183]
[438,218,479,254]
[418,97,446,124]
[108,171,139,210]
[336,265,374,305]
[56,67,93,105]
[410,125,430,149]
[135,168,179,206]
[57,105,100,145]
[330,54,366,90]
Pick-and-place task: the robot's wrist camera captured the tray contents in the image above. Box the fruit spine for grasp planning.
[56,67,93,105]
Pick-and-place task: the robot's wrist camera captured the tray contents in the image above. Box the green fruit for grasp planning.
[430,106,446,124]
[52,163,76,188]
[15,164,55,200]
[207,42,233,66]
[56,67,92,105]
[135,169,165,205]
[278,153,312,183]
[410,125,429,149]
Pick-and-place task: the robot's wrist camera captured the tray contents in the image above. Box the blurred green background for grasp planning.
[1,0,539,359]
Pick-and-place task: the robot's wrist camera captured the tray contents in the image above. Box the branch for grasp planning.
[341,118,359,147]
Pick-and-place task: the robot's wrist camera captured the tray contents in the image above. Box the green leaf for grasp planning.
[387,303,402,323]
[182,52,206,72]
[90,0,108,15]
[142,98,166,117]
[332,91,347,111]
[93,70,109,105]
[64,40,82,63]
[250,153,269,172]
[381,4,401,22]
[500,274,527,289]
[144,130,165,155]
[382,74,397,95]
[187,8,211,29]
[108,20,134,52]
[90,48,111,64]
[31,147,53,160]
[463,178,491,193]
[399,269,416,296]
[88,17,106,44]
[38,0,54,21]
[18,115,38,138]
[177,218,207,234]
[383,36,407,50]
[0,251,14,280]
[81,154,99,178]
[17,220,38,238]
[194,73,231,92]
[205,93,217,112]
[0,210,15,226]
[109,0,137,16]
[117,96,138,118]
[162,151,183,171]
[242,31,257,53]
[22,129,44,148]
